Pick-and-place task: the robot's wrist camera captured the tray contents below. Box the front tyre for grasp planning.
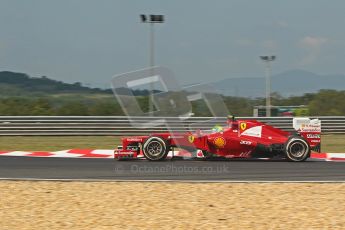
[284,137,310,162]
[143,136,169,161]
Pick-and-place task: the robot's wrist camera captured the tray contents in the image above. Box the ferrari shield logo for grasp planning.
[188,135,195,143]
[240,122,247,131]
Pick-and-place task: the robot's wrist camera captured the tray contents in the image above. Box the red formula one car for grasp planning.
[114,117,321,162]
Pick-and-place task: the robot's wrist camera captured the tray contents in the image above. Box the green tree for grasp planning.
[309,90,345,116]
[30,98,54,115]
[56,101,89,115]
[88,101,124,116]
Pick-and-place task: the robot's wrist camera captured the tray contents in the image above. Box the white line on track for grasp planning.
[0,178,344,183]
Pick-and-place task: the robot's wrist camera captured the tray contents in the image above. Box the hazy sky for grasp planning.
[0,0,345,87]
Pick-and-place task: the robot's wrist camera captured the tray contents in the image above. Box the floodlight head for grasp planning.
[150,14,164,23]
[260,55,276,61]
[141,14,165,23]
[140,14,147,22]
[260,56,269,61]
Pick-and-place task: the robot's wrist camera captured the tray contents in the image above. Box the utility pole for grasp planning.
[140,14,164,115]
[260,55,276,117]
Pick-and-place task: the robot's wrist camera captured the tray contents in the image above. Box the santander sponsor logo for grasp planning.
[300,124,321,132]
[126,138,143,142]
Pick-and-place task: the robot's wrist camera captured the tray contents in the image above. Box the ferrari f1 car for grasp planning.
[114,117,321,162]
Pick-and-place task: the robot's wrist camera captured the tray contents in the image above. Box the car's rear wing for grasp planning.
[293,118,321,152]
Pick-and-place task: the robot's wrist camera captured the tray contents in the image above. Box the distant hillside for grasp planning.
[0,70,344,116]
[213,69,345,97]
[0,71,104,96]
[0,71,153,96]
[2,69,344,98]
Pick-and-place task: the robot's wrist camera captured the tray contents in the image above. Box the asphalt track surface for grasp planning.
[0,156,344,181]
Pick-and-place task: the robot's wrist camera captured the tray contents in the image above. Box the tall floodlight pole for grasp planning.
[260,55,276,117]
[140,14,164,115]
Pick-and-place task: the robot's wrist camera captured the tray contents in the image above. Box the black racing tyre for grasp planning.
[284,136,310,162]
[142,136,169,161]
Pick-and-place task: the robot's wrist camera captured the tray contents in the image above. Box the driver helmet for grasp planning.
[212,125,223,133]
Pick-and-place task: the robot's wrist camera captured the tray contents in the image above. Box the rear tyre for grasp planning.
[143,136,169,161]
[284,136,310,162]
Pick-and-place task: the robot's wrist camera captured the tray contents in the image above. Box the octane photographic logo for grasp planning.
[114,163,230,175]
[113,164,124,174]
[111,66,229,152]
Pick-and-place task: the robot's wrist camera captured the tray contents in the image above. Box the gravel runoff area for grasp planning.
[0,181,344,229]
